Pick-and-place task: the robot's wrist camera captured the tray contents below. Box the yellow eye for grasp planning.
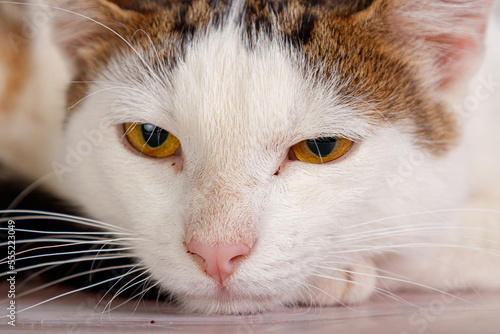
[291,137,353,164]
[124,123,180,158]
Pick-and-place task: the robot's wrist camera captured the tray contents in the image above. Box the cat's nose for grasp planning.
[187,240,250,285]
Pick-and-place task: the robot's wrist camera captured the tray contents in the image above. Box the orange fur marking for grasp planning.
[0,8,32,114]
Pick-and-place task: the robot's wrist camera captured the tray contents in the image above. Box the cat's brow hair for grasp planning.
[301,1,459,156]
[0,5,32,113]
[60,0,457,155]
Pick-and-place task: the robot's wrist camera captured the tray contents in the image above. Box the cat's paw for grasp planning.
[299,259,378,307]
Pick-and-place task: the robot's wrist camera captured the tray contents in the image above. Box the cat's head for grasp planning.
[49,0,493,313]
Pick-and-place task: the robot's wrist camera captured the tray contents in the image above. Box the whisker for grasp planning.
[289,278,353,310]
[88,240,134,283]
[310,268,417,307]
[14,250,131,289]
[10,263,133,298]
[330,227,500,246]
[130,29,162,66]
[107,279,159,314]
[322,259,415,282]
[331,243,500,256]
[313,265,476,306]
[104,271,153,313]
[12,264,139,315]
[132,279,159,314]
[336,208,500,232]
[0,237,139,254]
[332,223,500,239]
[0,254,131,278]
[95,264,146,311]
[0,227,131,236]
[0,210,133,232]
[0,246,130,266]
[329,253,481,299]
[112,269,151,301]
[289,280,320,311]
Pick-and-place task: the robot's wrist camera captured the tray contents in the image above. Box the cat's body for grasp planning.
[1,0,499,314]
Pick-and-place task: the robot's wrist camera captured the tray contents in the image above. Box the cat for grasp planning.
[1,0,499,315]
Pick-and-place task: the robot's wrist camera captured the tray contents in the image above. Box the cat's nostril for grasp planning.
[187,240,251,285]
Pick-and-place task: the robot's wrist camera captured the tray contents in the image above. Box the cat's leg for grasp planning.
[299,257,378,306]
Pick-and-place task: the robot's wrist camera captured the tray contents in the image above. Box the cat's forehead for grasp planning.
[108,23,365,154]
[69,0,459,156]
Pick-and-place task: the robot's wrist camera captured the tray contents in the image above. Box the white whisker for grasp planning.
[333,243,500,256]
[107,279,159,314]
[95,264,146,309]
[104,272,153,313]
[132,280,159,314]
[0,209,133,232]
[0,237,141,252]
[0,254,131,278]
[130,29,162,66]
[313,265,475,305]
[12,264,139,315]
[289,278,353,310]
[310,268,417,307]
[0,227,131,236]
[0,247,131,266]
[336,208,500,232]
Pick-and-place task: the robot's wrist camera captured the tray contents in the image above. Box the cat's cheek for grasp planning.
[56,111,184,235]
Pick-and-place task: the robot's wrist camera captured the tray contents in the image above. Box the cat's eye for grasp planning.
[124,123,180,158]
[291,137,353,164]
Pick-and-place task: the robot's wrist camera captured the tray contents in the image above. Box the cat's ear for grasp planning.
[378,0,495,92]
[48,0,141,66]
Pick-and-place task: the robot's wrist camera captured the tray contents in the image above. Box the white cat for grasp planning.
[0,0,499,315]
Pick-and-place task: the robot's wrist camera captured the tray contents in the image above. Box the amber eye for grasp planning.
[124,123,180,158]
[291,137,353,164]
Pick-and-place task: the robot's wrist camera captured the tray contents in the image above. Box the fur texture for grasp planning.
[1,0,499,314]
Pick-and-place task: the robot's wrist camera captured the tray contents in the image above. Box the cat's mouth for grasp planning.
[164,268,287,314]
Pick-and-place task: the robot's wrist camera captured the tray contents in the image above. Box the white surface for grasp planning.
[2,288,500,333]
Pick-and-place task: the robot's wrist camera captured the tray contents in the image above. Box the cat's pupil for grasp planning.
[306,137,337,157]
[141,123,169,148]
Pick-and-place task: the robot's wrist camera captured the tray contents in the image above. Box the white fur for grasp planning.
[48,17,500,314]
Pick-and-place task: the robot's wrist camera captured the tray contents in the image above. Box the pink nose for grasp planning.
[187,240,250,285]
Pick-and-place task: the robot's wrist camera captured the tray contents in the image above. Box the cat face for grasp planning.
[51,0,492,313]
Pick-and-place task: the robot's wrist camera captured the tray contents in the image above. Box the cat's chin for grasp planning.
[177,291,283,315]
[177,282,375,315]
[174,264,377,314]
